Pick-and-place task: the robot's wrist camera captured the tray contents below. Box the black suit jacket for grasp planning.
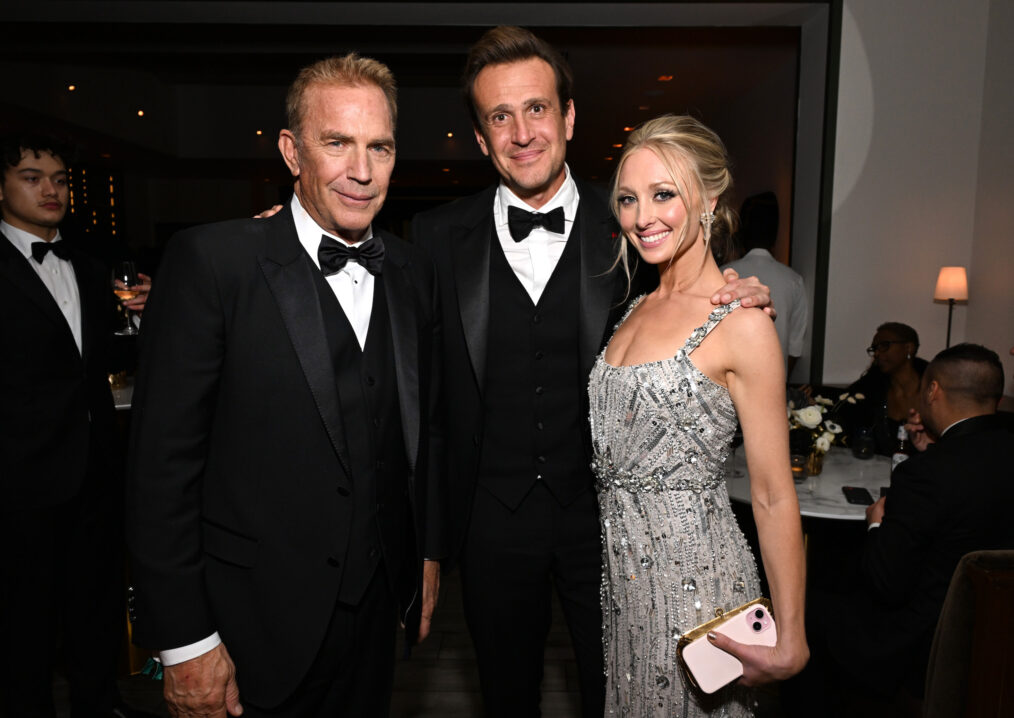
[126,205,444,707]
[0,232,119,509]
[411,179,650,560]
[831,413,1014,693]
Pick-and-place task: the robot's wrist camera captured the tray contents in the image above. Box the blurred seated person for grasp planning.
[841,321,927,454]
[722,191,808,378]
[784,343,1014,715]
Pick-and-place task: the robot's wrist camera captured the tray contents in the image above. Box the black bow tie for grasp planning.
[507,205,565,242]
[31,240,71,264]
[318,235,385,276]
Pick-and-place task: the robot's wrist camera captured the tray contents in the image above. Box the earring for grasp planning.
[700,211,715,229]
[907,354,912,359]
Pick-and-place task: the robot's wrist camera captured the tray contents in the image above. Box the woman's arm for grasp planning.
[715,308,809,684]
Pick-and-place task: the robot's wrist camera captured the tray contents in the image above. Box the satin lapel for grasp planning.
[576,184,621,376]
[257,214,353,486]
[0,233,78,343]
[451,201,493,393]
[382,240,420,476]
[70,251,100,365]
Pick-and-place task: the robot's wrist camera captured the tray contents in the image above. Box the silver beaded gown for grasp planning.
[589,298,761,717]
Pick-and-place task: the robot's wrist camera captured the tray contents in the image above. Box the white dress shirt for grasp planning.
[291,193,376,349]
[2,220,82,354]
[159,194,381,667]
[493,164,580,304]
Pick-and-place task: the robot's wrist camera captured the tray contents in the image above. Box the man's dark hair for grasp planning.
[738,191,779,252]
[462,25,574,129]
[0,134,74,176]
[927,343,1004,406]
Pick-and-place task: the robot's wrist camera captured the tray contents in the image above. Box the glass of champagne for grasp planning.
[112,261,140,336]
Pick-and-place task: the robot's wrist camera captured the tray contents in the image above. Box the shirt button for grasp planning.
[536,422,544,431]
[537,455,546,464]
[535,386,544,395]
[536,474,543,481]
[534,351,544,360]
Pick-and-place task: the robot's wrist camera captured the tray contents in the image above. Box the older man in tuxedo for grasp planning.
[127,54,443,718]
[411,26,771,718]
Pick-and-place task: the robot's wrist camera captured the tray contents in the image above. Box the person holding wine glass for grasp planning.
[0,133,154,718]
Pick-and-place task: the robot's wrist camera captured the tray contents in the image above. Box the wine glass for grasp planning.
[111,261,140,336]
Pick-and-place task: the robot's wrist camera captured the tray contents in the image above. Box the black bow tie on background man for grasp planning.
[31,240,72,264]
[507,205,566,242]
[317,234,385,276]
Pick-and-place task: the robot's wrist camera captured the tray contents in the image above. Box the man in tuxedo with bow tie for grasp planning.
[127,53,444,717]
[0,135,153,717]
[411,26,772,718]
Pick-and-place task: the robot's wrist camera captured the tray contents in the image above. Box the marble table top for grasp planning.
[724,447,893,520]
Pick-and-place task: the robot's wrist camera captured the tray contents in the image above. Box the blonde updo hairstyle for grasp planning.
[610,114,737,289]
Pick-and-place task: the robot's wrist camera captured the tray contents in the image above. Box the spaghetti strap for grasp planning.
[682,300,740,355]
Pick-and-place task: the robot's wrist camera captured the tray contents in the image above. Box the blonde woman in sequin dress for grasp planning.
[589,115,808,717]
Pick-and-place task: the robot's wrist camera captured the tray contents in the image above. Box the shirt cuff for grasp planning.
[867,522,881,531]
[160,632,222,666]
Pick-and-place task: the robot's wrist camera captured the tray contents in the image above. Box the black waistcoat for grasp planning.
[477,219,590,509]
[311,267,409,605]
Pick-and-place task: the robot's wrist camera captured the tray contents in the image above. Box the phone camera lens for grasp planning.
[752,621,762,631]
[754,609,764,619]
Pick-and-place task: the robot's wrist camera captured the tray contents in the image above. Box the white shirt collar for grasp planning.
[1,219,64,259]
[289,193,374,269]
[494,164,579,229]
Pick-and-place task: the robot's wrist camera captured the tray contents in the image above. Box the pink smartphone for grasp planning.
[678,600,777,694]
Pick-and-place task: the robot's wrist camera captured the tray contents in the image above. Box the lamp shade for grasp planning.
[934,266,968,301]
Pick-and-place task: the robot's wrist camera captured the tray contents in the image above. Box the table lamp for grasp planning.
[933,266,968,348]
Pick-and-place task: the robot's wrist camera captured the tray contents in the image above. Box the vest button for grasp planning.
[365,375,376,386]
[532,313,541,324]
[337,486,351,497]
[536,422,544,431]
[473,434,480,446]
[534,351,544,360]
[537,455,547,464]
[535,386,544,395]
[327,557,341,568]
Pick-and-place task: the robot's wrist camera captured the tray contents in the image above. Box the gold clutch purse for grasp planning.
[676,597,776,694]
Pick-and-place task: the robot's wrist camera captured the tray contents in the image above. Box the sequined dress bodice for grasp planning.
[589,298,760,717]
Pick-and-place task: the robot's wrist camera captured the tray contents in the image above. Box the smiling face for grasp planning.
[614,147,713,266]
[471,57,574,208]
[0,149,69,241]
[278,82,395,243]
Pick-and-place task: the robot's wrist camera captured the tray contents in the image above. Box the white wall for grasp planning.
[824,0,1013,384]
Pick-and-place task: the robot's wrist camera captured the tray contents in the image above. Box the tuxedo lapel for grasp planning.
[0,233,80,350]
[575,180,621,375]
[451,187,496,393]
[257,209,353,488]
[381,234,420,477]
[70,251,101,365]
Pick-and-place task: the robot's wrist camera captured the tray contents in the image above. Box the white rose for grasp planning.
[793,405,823,429]
[821,430,835,443]
[816,435,831,453]
[825,421,842,434]
[815,396,833,406]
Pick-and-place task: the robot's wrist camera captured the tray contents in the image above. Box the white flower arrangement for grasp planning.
[788,392,862,456]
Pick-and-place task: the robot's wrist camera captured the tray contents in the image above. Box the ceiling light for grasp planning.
[256,130,263,136]
[638,105,650,111]
[604,156,614,161]
[442,168,450,172]
[657,75,673,82]
[137,110,145,117]
[623,127,634,132]
[68,84,76,91]
[446,132,454,138]
[612,143,623,148]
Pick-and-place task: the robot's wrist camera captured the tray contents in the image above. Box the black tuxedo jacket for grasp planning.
[411,179,650,560]
[126,205,445,708]
[831,413,1014,693]
[0,232,119,508]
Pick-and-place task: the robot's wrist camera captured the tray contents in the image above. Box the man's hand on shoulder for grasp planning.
[714,268,776,319]
[253,204,283,219]
[164,642,243,717]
